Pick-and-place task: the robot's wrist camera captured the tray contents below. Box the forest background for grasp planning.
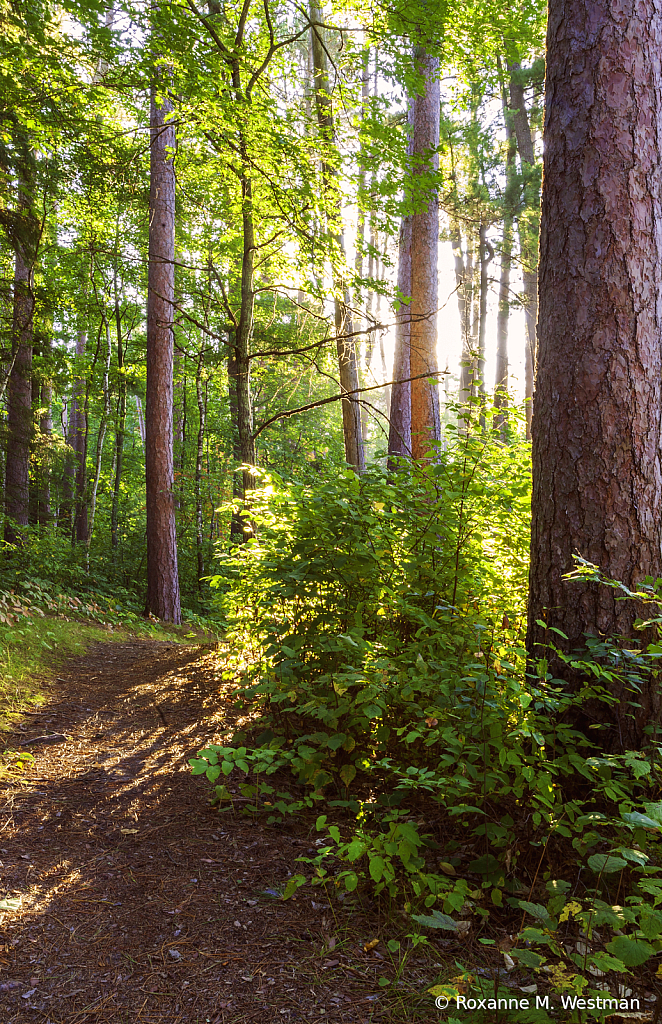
[6,0,662,1015]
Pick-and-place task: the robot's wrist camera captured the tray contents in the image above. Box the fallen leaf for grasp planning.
[363,939,379,952]
[120,829,138,835]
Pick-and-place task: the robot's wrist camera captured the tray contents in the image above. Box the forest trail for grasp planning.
[0,641,392,1024]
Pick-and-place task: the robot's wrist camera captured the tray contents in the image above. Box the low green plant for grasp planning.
[192,428,662,1008]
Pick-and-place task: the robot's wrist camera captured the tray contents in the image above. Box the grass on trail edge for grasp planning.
[0,612,201,742]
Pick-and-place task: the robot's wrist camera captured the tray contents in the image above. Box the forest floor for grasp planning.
[0,638,439,1024]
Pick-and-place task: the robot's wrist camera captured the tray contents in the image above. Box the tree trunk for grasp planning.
[37,342,52,526]
[508,64,538,439]
[195,349,206,587]
[528,0,662,748]
[73,331,91,546]
[450,218,472,408]
[494,84,517,436]
[145,61,181,623]
[309,0,364,471]
[111,276,125,557]
[387,215,412,464]
[4,240,33,544]
[477,220,490,401]
[409,47,440,459]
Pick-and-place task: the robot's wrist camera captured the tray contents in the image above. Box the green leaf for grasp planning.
[622,811,661,829]
[589,951,627,973]
[339,764,356,787]
[605,936,654,967]
[344,871,358,892]
[518,900,552,924]
[587,854,628,873]
[411,910,458,931]
[369,856,385,883]
[509,949,545,969]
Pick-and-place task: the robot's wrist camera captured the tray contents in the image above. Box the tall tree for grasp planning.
[408,47,441,458]
[528,0,662,747]
[508,62,538,438]
[309,0,364,472]
[145,50,181,623]
[388,214,412,463]
[4,176,35,544]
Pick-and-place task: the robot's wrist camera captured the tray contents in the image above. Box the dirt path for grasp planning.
[0,640,406,1024]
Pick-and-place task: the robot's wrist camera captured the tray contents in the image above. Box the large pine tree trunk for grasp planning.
[4,242,33,544]
[409,47,440,459]
[145,65,181,623]
[529,0,662,748]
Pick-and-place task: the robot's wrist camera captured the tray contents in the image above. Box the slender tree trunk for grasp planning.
[4,238,33,544]
[195,350,206,588]
[145,57,181,623]
[235,168,257,499]
[37,340,52,526]
[409,47,441,459]
[508,63,538,438]
[450,218,471,407]
[387,215,412,465]
[494,84,517,436]
[86,311,112,567]
[60,325,87,531]
[528,0,662,748]
[227,343,246,544]
[477,220,490,401]
[309,0,364,471]
[111,276,125,557]
[73,337,91,546]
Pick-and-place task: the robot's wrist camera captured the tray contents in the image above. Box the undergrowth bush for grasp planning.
[192,428,662,1018]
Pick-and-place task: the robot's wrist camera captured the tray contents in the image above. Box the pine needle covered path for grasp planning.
[0,641,394,1024]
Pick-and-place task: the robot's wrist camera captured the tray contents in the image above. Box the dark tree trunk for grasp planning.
[37,342,52,526]
[4,243,33,544]
[409,47,440,459]
[145,65,181,623]
[528,0,662,748]
[60,326,86,531]
[387,215,412,464]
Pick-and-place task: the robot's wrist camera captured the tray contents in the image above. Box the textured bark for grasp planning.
[387,215,412,465]
[145,70,181,623]
[195,350,206,587]
[494,87,517,435]
[450,219,472,407]
[4,244,33,544]
[529,0,662,747]
[309,0,364,471]
[476,221,490,400]
[37,346,52,526]
[508,65,538,438]
[409,48,440,459]
[111,283,125,556]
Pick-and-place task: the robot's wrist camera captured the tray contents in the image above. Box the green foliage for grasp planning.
[189,438,662,1002]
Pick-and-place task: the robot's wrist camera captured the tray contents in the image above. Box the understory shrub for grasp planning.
[192,428,662,1016]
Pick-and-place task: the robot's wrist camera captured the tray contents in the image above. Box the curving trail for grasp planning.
[0,641,391,1023]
